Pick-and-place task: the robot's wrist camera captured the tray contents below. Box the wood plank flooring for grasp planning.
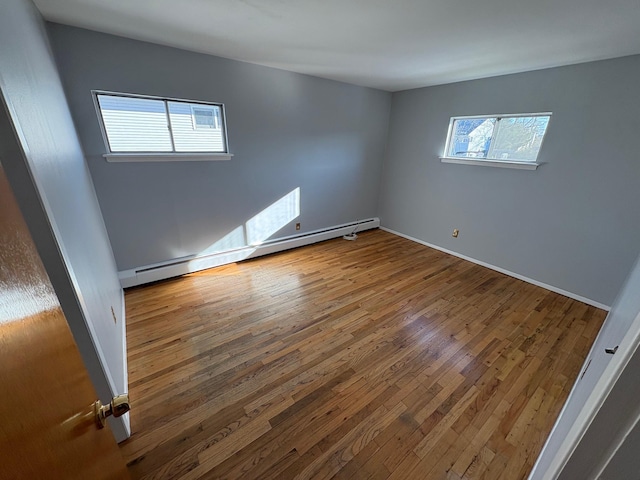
[120,229,606,480]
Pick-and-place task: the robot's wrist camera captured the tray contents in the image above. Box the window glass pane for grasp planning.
[168,102,226,152]
[192,108,216,129]
[448,118,496,158]
[97,95,172,152]
[488,116,550,162]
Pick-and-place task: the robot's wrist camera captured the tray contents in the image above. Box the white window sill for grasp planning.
[439,156,539,170]
[104,153,233,163]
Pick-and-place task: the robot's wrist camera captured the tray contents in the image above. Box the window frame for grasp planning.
[440,112,552,170]
[92,90,232,162]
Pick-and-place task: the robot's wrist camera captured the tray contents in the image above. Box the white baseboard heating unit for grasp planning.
[119,218,379,288]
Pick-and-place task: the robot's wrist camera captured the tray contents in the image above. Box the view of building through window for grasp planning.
[446,114,551,163]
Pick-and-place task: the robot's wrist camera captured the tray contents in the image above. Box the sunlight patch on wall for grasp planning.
[246,187,300,246]
[198,225,246,256]
[190,188,301,272]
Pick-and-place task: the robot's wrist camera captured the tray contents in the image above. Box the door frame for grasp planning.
[0,95,130,441]
[530,308,640,478]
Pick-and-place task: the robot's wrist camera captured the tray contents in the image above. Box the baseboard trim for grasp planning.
[380,227,610,311]
[119,218,380,288]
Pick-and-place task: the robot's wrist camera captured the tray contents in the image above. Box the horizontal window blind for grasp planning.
[97,95,173,152]
[96,93,228,154]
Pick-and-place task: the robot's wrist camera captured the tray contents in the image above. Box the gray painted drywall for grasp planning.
[530,252,640,478]
[0,0,128,440]
[46,24,391,272]
[379,56,640,306]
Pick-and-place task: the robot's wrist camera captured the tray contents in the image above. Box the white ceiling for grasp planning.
[34,0,640,92]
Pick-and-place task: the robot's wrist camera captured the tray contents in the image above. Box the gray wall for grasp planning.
[379,56,640,307]
[47,24,391,272]
[0,0,128,440]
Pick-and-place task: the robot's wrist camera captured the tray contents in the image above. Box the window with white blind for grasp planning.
[93,91,231,162]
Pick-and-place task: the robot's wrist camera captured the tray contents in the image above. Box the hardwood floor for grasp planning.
[120,229,606,480]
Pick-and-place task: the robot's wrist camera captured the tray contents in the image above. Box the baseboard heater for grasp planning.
[118,218,380,288]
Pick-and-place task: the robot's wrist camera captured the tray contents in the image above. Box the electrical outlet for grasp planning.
[452,229,459,238]
[111,306,117,324]
[296,223,301,230]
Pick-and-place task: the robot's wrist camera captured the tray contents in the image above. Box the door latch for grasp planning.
[94,393,130,429]
[605,346,619,355]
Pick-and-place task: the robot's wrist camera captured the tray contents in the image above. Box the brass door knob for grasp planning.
[94,394,130,429]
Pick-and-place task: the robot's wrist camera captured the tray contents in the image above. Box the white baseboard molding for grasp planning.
[380,227,610,311]
[119,218,380,288]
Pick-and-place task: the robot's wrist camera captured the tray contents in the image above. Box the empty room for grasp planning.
[1,0,640,479]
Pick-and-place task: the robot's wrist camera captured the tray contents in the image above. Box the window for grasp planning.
[93,91,231,161]
[191,106,218,129]
[442,113,551,169]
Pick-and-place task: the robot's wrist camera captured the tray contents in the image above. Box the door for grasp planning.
[0,163,129,479]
